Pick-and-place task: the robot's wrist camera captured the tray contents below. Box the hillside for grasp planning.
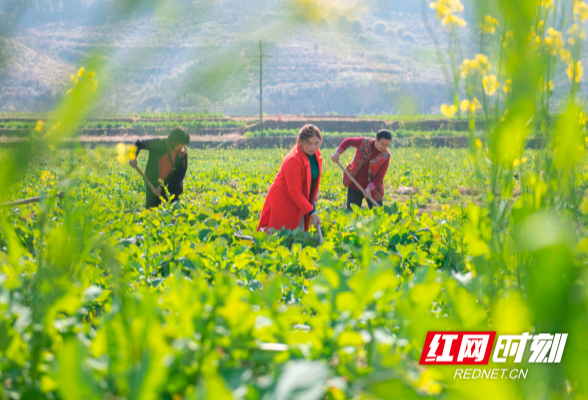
[0,0,582,115]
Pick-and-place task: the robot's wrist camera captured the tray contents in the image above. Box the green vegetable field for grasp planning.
[2,0,588,398]
[1,145,588,399]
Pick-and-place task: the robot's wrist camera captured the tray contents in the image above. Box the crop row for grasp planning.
[0,146,586,399]
[244,128,467,138]
[0,120,247,130]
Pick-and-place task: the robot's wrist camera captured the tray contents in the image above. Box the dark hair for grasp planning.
[377,129,392,141]
[297,124,322,146]
[167,128,190,149]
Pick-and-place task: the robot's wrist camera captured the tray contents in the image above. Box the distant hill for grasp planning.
[0,0,581,115]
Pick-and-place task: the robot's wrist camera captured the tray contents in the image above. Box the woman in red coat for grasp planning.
[258,124,323,232]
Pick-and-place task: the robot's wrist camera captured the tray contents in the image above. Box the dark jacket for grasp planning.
[134,138,188,206]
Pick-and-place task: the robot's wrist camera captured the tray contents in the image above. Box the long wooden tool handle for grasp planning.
[0,192,65,209]
[334,160,380,208]
[132,165,159,194]
[313,201,324,244]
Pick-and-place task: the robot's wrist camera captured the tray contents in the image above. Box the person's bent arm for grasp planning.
[283,158,314,215]
[130,139,158,167]
[332,137,364,163]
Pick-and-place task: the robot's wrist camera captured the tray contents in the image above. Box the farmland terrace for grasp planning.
[1,0,585,115]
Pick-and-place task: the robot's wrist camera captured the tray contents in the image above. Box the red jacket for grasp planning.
[258,145,322,232]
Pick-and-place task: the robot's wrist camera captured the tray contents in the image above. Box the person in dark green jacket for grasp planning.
[129,128,190,208]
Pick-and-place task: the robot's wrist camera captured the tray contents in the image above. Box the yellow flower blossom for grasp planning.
[541,0,554,9]
[443,14,466,27]
[521,156,528,163]
[513,159,520,167]
[116,143,137,163]
[544,27,564,56]
[460,98,482,114]
[128,145,138,161]
[441,103,458,118]
[430,0,467,27]
[430,0,464,18]
[567,60,583,83]
[483,74,500,96]
[480,15,499,34]
[559,48,572,62]
[34,121,44,131]
[40,171,54,183]
[539,78,553,92]
[471,97,482,112]
[460,54,490,78]
[475,138,483,148]
[574,0,588,22]
[503,79,512,93]
[86,71,96,79]
[567,24,586,44]
[77,67,85,77]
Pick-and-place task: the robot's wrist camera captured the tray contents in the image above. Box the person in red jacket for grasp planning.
[258,124,323,232]
[331,130,392,210]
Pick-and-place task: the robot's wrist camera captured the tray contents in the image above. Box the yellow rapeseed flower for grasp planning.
[128,145,138,161]
[441,103,458,118]
[471,97,482,112]
[480,15,499,34]
[567,60,584,83]
[574,0,588,22]
[483,74,500,96]
[430,0,466,27]
[475,138,483,148]
[513,159,520,167]
[460,98,482,114]
[567,25,586,45]
[40,171,54,183]
[443,14,466,27]
[460,54,490,78]
[77,67,85,77]
[86,71,96,79]
[503,79,512,93]
[116,143,127,163]
[34,121,44,131]
[521,156,528,163]
[544,27,564,56]
[116,143,137,163]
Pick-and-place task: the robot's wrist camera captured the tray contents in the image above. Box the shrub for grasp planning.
[350,19,363,31]
[374,21,387,35]
[385,27,397,40]
[403,33,417,43]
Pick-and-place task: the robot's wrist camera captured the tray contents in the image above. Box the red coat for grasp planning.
[258,145,322,232]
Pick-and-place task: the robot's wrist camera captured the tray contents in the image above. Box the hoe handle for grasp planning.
[334,160,380,208]
[132,164,159,195]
